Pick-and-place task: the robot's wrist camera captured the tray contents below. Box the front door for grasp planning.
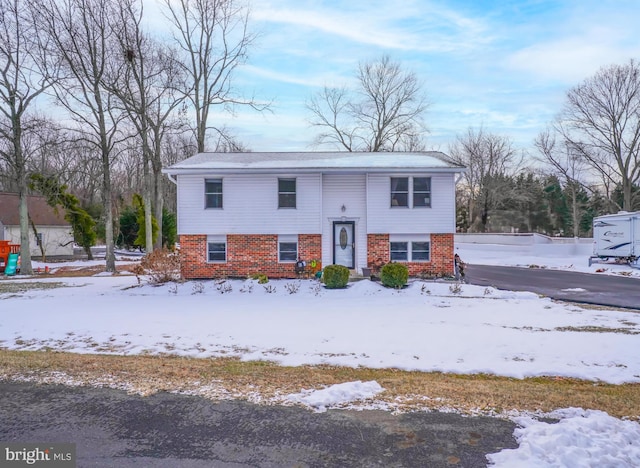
[333,221,355,269]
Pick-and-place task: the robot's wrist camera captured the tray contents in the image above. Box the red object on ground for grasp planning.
[0,240,20,273]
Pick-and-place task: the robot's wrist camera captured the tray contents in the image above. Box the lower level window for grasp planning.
[412,241,430,261]
[389,239,431,262]
[208,242,226,262]
[390,242,408,261]
[279,242,298,262]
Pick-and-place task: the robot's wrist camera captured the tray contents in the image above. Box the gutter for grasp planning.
[162,166,467,176]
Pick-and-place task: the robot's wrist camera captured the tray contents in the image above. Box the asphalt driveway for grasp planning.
[0,382,518,468]
[466,264,640,310]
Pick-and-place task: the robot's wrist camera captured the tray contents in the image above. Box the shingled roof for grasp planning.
[164,151,465,175]
[0,192,69,226]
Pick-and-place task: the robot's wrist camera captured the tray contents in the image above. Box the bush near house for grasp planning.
[139,248,181,284]
[381,262,408,289]
[322,265,350,289]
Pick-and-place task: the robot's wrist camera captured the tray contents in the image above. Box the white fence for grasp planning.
[455,233,594,257]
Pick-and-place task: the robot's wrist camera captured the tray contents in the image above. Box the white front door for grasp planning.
[333,222,355,268]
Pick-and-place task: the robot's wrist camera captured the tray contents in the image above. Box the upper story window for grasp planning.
[391,176,432,208]
[413,177,431,207]
[390,177,409,207]
[205,179,223,209]
[278,178,296,208]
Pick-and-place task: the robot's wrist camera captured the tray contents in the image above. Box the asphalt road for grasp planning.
[466,264,640,310]
[0,382,518,467]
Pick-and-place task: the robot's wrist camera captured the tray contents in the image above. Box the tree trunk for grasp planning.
[18,190,33,275]
[153,168,164,250]
[623,177,632,212]
[103,151,116,273]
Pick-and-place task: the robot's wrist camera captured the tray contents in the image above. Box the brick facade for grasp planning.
[181,232,453,280]
[367,233,454,277]
[179,234,322,279]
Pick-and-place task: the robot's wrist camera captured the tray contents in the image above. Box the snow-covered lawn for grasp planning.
[1,275,638,384]
[2,248,640,467]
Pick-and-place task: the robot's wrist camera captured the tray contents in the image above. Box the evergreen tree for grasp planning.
[29,174,97,259]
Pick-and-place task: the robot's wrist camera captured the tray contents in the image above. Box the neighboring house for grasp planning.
[164,152,465,279]
[0,192,74,258]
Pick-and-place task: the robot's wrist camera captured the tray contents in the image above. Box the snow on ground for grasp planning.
[456,242,640,278]
[285,381,384,413]
[1,275,639,384]
[487,408,640,467]
[2,248,640,466]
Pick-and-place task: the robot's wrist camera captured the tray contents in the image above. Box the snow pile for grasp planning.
[286,380,384,413]
[488,408,640,467]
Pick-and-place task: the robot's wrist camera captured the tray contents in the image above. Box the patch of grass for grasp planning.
[555,326,640,335]
[0,350,638,419]
[0,282,69,295]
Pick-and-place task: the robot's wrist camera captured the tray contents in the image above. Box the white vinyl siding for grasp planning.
[321,174,367,271]
[367,173,455,234]
[177,174,322,235]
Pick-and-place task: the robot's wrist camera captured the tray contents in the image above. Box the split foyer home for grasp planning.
[163,152,465,279]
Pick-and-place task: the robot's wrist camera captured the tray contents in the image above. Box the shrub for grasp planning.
[322,264,350,289]
[380,262,408,289]
[257,274,269,284]
[140,248,181,284]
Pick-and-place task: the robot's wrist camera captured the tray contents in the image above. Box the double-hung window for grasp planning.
[278,235,298,262]
[390,177,409,207]
[207,236,226,262]
[390,242,408,261]
[390,238,431,262]
[205,179,223,209]
[278,178,296,208]
[390,177,432,208]
[413,177,431,207]
[411,241,430,261]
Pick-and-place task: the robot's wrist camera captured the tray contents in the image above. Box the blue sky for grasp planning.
[151,0,640,154]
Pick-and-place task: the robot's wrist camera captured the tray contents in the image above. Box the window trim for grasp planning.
[278,235,298,263]
[412,177,432,208]
[390,176,432,209]
[204,178,223,209]
[390,177,409,208]
[411,241,431,262]
[389,236,431,263]
[207,235,227,263]
[390,241,409,261]
[278,177,297,209]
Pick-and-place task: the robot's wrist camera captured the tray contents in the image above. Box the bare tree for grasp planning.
[36,0,127,272]
[108,0,188,251]
[307,55,428,152]
[0,0,58,274]
[161,0,265,153]
[556,59,640,211]
[535,129,596,236]
[449,127,521,232]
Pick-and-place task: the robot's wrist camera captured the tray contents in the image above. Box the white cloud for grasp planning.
[507,37,637,84]
[252,1,493,54]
